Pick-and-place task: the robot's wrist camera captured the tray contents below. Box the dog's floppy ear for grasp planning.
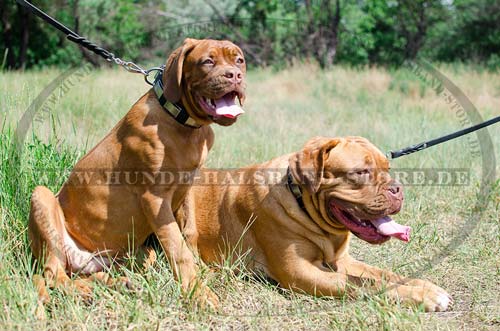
[289,137,341,193]
[163,38,199,102]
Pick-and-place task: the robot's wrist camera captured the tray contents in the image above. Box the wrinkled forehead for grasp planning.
[327,139,389,171]
[188,40,243,60]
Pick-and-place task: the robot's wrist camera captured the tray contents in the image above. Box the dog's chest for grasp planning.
[163,135,210,170]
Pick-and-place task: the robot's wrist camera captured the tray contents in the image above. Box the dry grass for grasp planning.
[0,63,499,330]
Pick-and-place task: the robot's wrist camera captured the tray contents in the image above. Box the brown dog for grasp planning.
[28,38,246,307]
[176,136,452,312]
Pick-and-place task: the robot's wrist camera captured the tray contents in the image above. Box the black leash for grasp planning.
[389,115,500,159]
[16,0,162,85]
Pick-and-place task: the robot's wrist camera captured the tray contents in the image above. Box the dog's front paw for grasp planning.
[403,279,452,312]
[419,282,452,312]
[388,281,452,312]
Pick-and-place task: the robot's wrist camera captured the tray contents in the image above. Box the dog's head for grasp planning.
[163,38,246,126]
[289,136,409,244]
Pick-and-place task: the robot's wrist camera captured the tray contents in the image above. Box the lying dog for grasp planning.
[176,136,452,311]
[29,38,246,307]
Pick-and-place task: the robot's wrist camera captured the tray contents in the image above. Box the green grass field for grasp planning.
[0,64,499,330]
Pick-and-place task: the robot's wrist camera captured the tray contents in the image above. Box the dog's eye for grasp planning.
[346,169,371,185]
[202,58,215,65]
[356,169,370,176]
[236,57,245,65]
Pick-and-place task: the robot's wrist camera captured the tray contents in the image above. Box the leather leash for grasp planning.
[388,115,500,159]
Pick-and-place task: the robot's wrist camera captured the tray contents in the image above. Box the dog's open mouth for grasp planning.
[198,91,244,119]
[328,201,411,244]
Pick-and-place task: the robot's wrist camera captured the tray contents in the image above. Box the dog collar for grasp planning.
[153,71,202,128]
[286,167,307,212]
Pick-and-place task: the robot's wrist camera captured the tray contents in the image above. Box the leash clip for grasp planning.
[112,56,164,86]
[113,57,147,75]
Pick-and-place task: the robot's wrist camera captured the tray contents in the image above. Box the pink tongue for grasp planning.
[213,94,244,118]
[370,216,411,242]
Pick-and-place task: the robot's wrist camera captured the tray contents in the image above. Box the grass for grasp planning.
[0,63,499,330]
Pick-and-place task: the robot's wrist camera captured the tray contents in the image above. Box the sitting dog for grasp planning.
[176,136,452,312]
[28,38,246,307]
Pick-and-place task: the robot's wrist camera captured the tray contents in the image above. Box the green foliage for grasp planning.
[429,0,500,69]
[1,0,499,69]
[80,0,148,60]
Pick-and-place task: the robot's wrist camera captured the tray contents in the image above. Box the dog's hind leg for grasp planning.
[28,186,91,302]
[136,244,157,270]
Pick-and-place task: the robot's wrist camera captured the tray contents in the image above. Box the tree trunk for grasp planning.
[400,0,428,60]
[0,2,17,69]
[17,4,30,70]
[325,0,341,67]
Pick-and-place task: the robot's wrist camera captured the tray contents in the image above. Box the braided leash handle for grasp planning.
[389,143,427,159]
[66,35,115,61]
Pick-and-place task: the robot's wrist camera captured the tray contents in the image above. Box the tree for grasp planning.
[1,0,499,69]
[430,0,500,65]
[395,0,446,60]
[304,0,341,67]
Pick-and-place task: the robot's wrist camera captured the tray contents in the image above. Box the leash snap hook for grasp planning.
[120,60,148,75]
